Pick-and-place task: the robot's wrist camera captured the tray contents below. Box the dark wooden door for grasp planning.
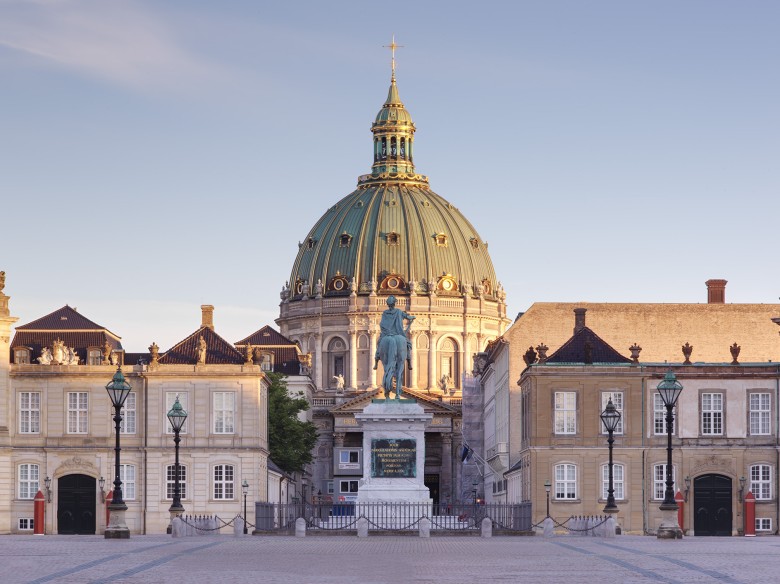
[693,474,732,536]
[58,474,96,534]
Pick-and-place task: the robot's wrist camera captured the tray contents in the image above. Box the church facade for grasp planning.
[276,63,510,504]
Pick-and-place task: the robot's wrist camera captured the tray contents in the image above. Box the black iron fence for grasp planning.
[253,501,532,533]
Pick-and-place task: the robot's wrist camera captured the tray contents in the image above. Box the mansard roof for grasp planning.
[235,325,302,374]
[16,305,119,336]
[545,326,632,365]
[236,325,297,348]
[158,326,245,365]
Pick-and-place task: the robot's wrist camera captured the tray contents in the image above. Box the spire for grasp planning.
[361,36,423,184]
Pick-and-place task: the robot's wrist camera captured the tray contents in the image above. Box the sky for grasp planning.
[2,0,779,352]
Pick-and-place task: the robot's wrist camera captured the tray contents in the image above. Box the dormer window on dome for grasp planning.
[329,275,350,292]
[380,273,406,292]
[386,232,400,246]
[434,233,448,247]
[307,238,316,250]
[470,237,479,249]
[339,233,352,248]
[481,279,492,296]
[437,274,458,293]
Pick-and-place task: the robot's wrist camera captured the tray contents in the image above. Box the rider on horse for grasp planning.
[373,295,415,398]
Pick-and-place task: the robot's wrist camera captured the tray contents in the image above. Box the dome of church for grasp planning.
[284,70,503,303]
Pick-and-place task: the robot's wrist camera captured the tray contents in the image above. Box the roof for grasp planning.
[16,305,119,337]
[158,326,245,365]
[235,325,298,348]
[11,305,123,364]
[509,302,780,365]
[545,326,632,365]
[328,387,459,416]
[284,76,500,303]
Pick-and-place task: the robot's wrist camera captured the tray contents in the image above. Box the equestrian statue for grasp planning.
[373,295,415,399]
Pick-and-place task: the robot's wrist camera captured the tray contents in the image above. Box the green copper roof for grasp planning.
[285,74,501,301]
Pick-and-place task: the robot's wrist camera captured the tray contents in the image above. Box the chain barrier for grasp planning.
[553,515,610,534]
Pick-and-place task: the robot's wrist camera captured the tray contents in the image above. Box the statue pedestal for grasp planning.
[355,399,432,504]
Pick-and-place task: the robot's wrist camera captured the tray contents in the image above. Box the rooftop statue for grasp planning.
[373,295,414,399]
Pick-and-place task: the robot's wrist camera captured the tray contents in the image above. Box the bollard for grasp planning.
[419,517,431,538]
[357,517,369,538]
[295,517,306,537]
[234,517,245,537]
[543,517,554,538]
[481,517,492,538]
[171,517,184,538]
[605,516,616,539]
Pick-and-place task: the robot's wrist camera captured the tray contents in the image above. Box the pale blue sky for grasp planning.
[2,0,778,351]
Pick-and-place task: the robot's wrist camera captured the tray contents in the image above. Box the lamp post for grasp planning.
[44,476,52,504]
[656,369,683,539]
[472,479,478,505]
[105,365,132,539]
[600,397,622,514]
[242,479,249,534]
[544,479,551,517]
[166,395,188,528]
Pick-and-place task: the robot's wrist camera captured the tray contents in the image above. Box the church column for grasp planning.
[462,332,470,383]
[349,329,358,390]
[428,332,438,391]
[409,331,419,389]
[369,330,378,388]
[313,333,323,390]
[453,433,463,503]
[441,432,453,504]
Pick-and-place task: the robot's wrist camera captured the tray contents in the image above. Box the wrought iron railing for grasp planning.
[253,501,532,533]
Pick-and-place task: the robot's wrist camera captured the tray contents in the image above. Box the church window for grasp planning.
[390,137,397,157]
[386,232,399,245]
[481,279,492,296]
[435,233,448,247]
[380,274,405,291]
[334,356,344,377]
[437,275,457,292]
[381,138,387,159]
[339,233,352,247]
[470,237,479,249]
[400,137,406,158]
[14,348,30,364]
[307,238,316,250]
[329,276,349,292]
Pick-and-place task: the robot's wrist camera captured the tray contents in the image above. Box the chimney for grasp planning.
[573,307,587,333]
[705,280,727,304]
[201,305,215,330]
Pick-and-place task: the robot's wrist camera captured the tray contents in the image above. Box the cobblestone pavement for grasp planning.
[0,534,777,584]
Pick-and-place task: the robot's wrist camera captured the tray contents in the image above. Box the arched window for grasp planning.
[390,137,397,158]
[400,137,406,158]
[381,137,387,159]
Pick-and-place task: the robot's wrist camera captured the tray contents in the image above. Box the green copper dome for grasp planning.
[284,75,502,302]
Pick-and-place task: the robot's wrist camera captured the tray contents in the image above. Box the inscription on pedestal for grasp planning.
[371,438,416,478]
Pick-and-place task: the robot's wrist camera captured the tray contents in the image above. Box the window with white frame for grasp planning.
[756,518,772,532]
[653,393,677,435]
[18,518,34,531]
[120,392,136,434]
[602,463,625,500]
[339,480,359,493]
[750,464,772,500]
[259,353,272,372]
[653,463,676,500]
[14,349,30,364]
[554,463,577,500]
[165,393,188,434]
[326,481,334,495]
[67,392,88,434]
[213,392,235,434]
[166,464,187,500]
[213,464,234,499]
[554,392,576,434]
[601,392,624,434]
[19,392,40,434]
[119,464,136,500]
[750,393,771,435]
[701,393,723,435]
[18,464,39,499]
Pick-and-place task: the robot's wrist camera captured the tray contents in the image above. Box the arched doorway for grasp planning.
[58,474,96,534]
[693,474,732,536]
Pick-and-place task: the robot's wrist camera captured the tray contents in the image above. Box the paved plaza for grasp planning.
[0,534,776,584]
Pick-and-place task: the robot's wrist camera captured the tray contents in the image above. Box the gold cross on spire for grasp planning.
[383,35,403,81]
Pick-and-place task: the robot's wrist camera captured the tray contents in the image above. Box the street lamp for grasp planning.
[472,479,478,505]
[656,369,683,539]
[600,397,622,514]
[544,479,551,517]
[242,479,249,534]
[166,395,188,526]
[105,365,132,539]
[99,476,106,503]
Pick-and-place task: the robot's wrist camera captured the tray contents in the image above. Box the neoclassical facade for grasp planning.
[276,63,510,503]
